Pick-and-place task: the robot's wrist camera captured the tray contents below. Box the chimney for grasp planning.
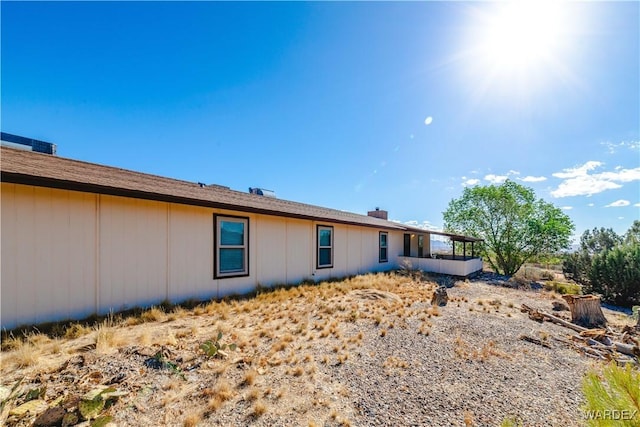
[367,207,388,220]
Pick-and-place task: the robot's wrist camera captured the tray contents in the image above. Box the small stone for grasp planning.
[33,406,65,427]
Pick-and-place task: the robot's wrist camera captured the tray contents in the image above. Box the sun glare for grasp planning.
[459,1,579,103]
[480,2,564,72]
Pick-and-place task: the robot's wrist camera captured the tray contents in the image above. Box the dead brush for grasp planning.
[140,306,166,323]
[242,369,258,386]
[4,340,40,368]
[454,334,510,361]
[64,323,93,339]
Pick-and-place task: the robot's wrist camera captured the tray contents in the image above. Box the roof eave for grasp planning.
[1,171,404,231]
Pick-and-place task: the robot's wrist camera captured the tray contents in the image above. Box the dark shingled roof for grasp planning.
[1,146,412,230]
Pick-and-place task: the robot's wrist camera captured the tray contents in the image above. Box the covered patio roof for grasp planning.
[402,226,483,243]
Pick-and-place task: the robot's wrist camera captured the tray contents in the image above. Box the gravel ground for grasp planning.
[2,273,634,427]
[336,281,589,427]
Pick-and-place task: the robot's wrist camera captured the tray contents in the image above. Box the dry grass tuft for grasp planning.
[214,379,234,401]
[140,306,166,323]
[246,387,260,401]
[183,412,201,427]
[242,369,258,386]
[252,400,267,417]
[95,324,123,353]
[5,341,40,368]
[64,323,93,339]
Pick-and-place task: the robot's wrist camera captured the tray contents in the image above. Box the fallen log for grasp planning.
[521,304,587,333]
[522,304,640,361]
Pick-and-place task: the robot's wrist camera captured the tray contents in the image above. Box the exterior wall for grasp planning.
[1,183,397,329]
[397,256,483,276]
[1,184,98,327]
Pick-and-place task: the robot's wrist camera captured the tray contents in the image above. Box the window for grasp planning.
[215,216,249,278]
[379,232,388,262]
[317,225,333,268]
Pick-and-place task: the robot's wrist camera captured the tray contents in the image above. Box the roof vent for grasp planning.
[249,187,276,198]
[367,208,388,220]
[197,183,230,190]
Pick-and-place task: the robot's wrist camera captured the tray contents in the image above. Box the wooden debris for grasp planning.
[521,304,639,364]
[431,287,448,307]
[519,334,552,348]
[551,301,569,311]
[521,304,586,333]
[562,295,607,328]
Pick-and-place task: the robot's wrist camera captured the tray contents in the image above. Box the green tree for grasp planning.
[580,227,622,255]
[563,227,622,286]
[589,243,640,306]
[563,222,640,307]
[624,219,640,245]
[443,180,574,275]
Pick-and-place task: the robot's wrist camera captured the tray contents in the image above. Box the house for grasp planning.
[0,146,482,329]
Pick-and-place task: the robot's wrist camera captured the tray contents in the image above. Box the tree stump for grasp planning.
[562,295,607,328]
[431,286,448,307]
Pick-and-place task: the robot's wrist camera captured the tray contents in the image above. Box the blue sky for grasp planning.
[2,1,639,240]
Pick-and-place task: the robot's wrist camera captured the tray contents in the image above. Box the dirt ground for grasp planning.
[1,272,637,427]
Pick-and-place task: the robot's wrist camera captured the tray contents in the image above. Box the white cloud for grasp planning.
[605,199,630,207]
[560,206,573,210]
[552,161,602,179]
[508,170,520,176]
[601,139,640,153]
[520,175,547,182]
[403,220,441,232]
[484,174,508,184]
[550,161,640,198]
[635,202,640,207]
[618,216,624,220]
[424,116,433,125]
[587,203,595,207]
[462,178,480,187]
[597,168,640,182]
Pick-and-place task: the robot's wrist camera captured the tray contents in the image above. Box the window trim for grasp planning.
[214,215,250,279]
[316,225,334,269]
[379,231,389,263]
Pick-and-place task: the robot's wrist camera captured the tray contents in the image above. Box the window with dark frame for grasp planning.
[379,231,388,262]
[215,215,249,278]
[317,225,333,268]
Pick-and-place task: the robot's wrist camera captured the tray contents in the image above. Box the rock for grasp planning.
[32,406,65,427]
[552,301,569,311]
[431,287,448,306]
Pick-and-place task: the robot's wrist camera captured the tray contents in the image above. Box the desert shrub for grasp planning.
[540,269,556,280]
[563,251,593,285]
[582,363,640,427]
[588,244,640,307]
[543,281,582,295]
[564,222,640,307]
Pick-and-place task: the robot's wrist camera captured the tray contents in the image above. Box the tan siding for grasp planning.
[360,230,378,272]
[332,224,348,278]
[1,183,409,328]
[285,219,312,284]
[1,184,97,327]
[168,204,215,302]
[347,227,363,275]
[255,215,287,287]
[1,183,19,327]
[98,195,168,313]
